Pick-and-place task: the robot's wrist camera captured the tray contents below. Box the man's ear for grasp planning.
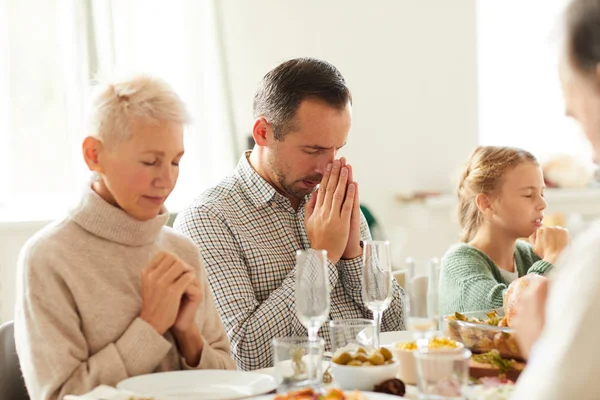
[252,117,271,146]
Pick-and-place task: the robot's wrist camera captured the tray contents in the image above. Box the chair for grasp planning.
[393,271,429,315]
[393,269,407,289]
[410,275,429,318]
[0,321,30,400]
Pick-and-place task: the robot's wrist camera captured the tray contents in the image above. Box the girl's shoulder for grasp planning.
[442,243,494,267]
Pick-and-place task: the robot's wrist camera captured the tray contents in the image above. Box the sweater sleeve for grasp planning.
[439,246,506,315]
[14,240,172,400]
[527,260,554,275]
[517,241,554,276]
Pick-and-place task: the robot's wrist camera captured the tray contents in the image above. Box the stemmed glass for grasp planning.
[295,249,330,341]
[361,240,393,348]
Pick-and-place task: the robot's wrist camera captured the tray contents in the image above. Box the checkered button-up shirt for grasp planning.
[174,153,406,370]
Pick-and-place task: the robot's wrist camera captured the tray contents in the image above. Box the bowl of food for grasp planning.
[391,336,463,385]
[330,346,398,391]
[444,308,523,361]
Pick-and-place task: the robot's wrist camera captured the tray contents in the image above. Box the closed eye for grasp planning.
[304,149,320,155]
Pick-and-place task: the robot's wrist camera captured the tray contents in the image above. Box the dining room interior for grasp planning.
[1,0,599,399]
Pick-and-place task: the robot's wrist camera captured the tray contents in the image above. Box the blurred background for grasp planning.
[1,0,598,323]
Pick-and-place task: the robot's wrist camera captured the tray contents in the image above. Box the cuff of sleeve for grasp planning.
[326,260,340,291]
[181,336,236,370]
[529,260,554,275]
[115,317,173,377]
[337,255,363,287]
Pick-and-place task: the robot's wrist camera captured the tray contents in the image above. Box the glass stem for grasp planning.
[308,326,319,342]
[374,311,383,348]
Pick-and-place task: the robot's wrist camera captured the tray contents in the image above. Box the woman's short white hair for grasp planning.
[88,74,191,147]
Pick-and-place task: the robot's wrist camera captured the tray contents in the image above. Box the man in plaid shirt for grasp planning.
[174,58,406,370]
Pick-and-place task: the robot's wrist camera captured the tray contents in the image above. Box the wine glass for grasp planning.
[361,240,393,348]
[295,249,330,341]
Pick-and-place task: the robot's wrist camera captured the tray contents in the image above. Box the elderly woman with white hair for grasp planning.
[14,75,236,400]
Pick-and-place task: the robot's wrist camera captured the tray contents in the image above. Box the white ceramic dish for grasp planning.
[116,370,277,400]
[330,361,399,391]
[391,340,465,385]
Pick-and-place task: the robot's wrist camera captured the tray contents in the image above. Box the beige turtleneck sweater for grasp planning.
[14,185,236,400]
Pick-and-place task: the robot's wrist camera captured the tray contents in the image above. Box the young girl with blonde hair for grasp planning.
[439,146,569,315]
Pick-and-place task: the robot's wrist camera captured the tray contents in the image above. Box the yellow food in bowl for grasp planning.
[395,337,460,351]
[396,342,417,351]
[391,337,462,385]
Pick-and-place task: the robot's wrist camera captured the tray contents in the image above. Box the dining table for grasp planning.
[254,330,421,399]
[69,330,451,400]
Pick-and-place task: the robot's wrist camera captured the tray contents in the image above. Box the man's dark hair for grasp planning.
[253,57,352,140]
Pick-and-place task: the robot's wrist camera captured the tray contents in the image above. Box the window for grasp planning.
[477,0,593,162]
[1,0,237,220]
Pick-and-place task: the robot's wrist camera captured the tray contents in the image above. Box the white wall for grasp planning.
[0,1,478,323]
[219,0,478,263]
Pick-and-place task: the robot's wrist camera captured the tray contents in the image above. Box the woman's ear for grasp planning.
[82,136,104,173]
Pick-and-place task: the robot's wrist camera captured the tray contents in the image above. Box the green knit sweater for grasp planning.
[439,240,553,315]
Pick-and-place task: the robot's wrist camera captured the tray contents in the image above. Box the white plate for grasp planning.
[116,370,277,400]
[246,390,406,399]
[379,331,443,347]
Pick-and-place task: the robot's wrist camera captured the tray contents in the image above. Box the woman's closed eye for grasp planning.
[142,155,182,167]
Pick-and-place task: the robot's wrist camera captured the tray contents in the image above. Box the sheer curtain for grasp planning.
[1,0,238,220]
[0,0,8,211]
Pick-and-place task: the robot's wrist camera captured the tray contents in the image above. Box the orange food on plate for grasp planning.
[503,274,548,327]
[274,388,366,400]
[444,309,523,360]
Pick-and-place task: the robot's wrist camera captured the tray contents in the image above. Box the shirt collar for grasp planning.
[235,151,309,213]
